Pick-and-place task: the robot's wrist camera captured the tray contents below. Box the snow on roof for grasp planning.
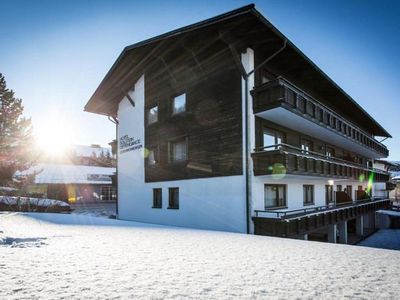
[391,171,400,181]
[15,163,115,185]
[74,145,111,158]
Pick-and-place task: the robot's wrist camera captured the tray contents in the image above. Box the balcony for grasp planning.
[251,143,390,182]
[251,77,388,158]
[253,198,390,237]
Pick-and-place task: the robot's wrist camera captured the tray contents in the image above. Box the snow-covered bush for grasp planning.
[0,196,70,213]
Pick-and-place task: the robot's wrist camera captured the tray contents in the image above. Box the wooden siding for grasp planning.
[144,43,243,182]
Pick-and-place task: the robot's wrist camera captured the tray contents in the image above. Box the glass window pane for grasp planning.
[265,185,276,208]
[265,185,285,208]
[304,185,314,204]
[277,186,285,207]
[263,133,275,148]
[173,94,186,114]
[172,140,187,161]
[148,150,156,165]
[148,106,158,124]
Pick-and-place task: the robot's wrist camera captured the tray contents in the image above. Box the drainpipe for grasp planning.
[242,41,287,234]
[244,75,250,233]
[108,115,119,218]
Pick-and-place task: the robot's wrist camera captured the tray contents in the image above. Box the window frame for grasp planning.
[152,188,162,208]
[168,187,179,209]
[168,136,188,163]
[325,145,335,158]
[264,184,287,209]
[303,185,314,205]
[100,186,116,201]
[345,185,353,200]
[325,185,334,205]
[171,93,186,115]
[262,127,285,150]
[146,145,159,166]
[301,138,313,154]
[147,105,159,125]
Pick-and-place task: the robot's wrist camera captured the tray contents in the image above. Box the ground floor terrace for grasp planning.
[253,198,390,244]
[26,183,117,203]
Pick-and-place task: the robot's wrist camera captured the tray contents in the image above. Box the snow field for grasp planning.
[1,212,400,299]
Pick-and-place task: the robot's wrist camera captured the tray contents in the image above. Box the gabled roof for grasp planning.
[15,163,115,185]
[84,4,391,138]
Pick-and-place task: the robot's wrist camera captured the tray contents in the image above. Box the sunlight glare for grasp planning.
[36,122,73,157]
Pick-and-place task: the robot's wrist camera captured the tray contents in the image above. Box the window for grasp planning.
[337,185,342,192]
[326,147,334,158]
[326,185,334,205]
[263,128,284,150]
[345,185,353,199]
[358,185,363,191]
[303,185,314,205]
[168,187,179,209]
[169,138,187,162]
[147,147,158,166]
[172,93,186,115]
[153,188,162,208]
[101,186,116,201]
[301,139,312,154]
[147,105,158,124]
[264,184,286,208]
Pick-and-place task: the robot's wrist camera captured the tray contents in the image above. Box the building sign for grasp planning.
[119,134,143,154]
[87,174,112,182]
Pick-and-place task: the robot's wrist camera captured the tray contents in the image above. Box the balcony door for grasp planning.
[264,184,286,209]
[301,138,313,154]
[263,128,284,150]
[325,185,334,205]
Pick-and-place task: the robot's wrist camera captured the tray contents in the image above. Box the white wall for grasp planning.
[117,75,247,233]
[252,175,368,215]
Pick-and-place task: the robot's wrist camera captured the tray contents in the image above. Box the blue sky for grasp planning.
[1,0,399,159]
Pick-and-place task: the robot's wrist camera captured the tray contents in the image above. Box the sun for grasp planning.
[36,122,73,157]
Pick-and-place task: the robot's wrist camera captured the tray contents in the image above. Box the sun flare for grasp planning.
[36,123,73,157]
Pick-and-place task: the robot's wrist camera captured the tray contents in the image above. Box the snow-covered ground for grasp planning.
[1,213,400,299]
[70,202,116,218]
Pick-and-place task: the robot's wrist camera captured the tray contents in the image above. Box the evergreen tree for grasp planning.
[0,73,33,185]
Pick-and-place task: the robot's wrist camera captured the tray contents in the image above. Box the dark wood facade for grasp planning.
[144,41,243,182]
[84,5,391,182]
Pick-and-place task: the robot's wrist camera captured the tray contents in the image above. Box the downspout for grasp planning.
[243,41,287,234]
[244,75,250,233]
[108,115,119,218]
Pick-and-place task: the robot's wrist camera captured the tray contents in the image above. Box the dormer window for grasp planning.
[147,105,158,124]
[172,93,186,115]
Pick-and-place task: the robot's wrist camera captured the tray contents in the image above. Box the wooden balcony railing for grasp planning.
[251,77,388,157]
[254,197,383,219]
[253,198,390,237]
[251,143,390,182]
